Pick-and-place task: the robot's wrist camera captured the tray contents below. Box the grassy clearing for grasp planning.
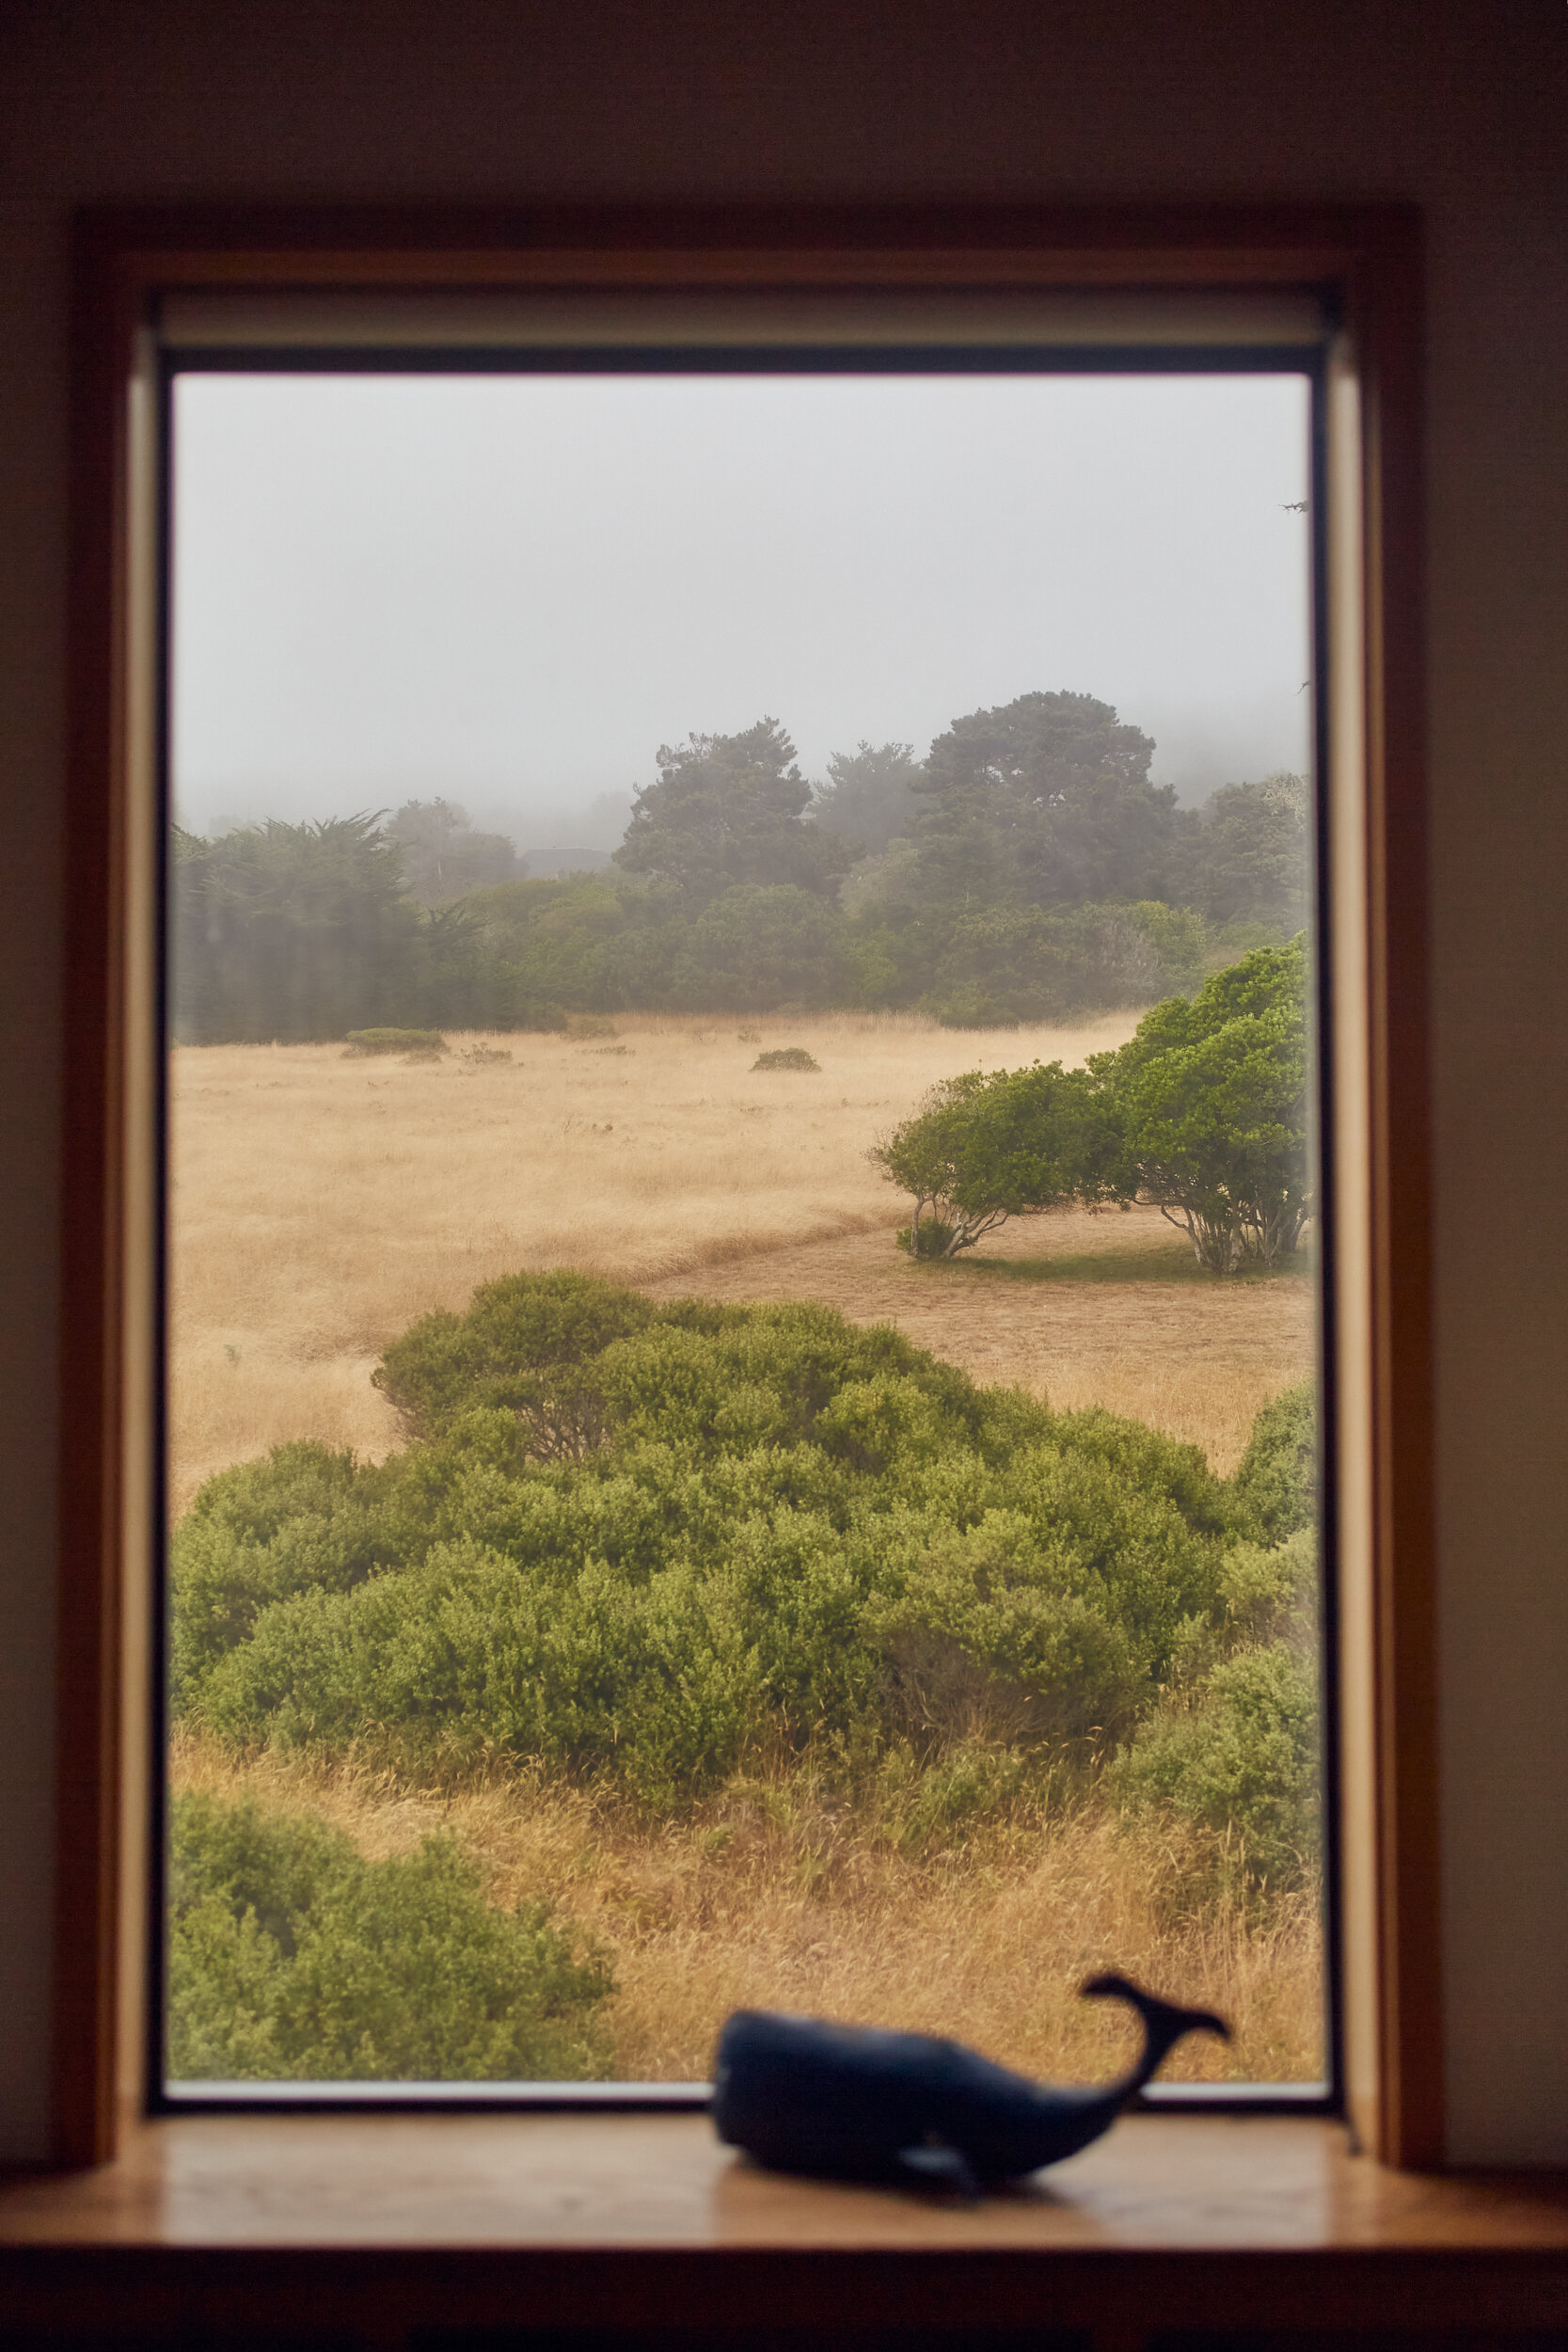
[168,1011,1323,2086]
[171,1730,1322,2087]
[169,1009,1311,1507]
[168,1010,1137,1509]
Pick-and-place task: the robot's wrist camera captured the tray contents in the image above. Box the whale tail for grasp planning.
[1080,1972,1229,2095]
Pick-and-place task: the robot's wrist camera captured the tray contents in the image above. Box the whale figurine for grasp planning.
[711,1972,1228,2192]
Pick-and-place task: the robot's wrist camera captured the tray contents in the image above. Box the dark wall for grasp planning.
[1,0,1565,2161]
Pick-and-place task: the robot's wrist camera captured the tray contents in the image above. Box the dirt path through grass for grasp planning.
[170,1013,1311,1500]
[168,1010,1145,1508]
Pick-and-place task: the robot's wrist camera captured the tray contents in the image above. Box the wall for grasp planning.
[2,0,1565,2166]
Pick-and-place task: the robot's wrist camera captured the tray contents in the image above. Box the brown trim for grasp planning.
[57,203,1437,2169]
[55,226,140,2169]
[1350,225,1443,2170]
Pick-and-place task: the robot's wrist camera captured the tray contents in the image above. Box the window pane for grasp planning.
[164,368,1323,2096]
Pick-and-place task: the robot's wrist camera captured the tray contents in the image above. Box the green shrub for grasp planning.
[566,1013,618,1040]
[895,1217,960,1260]
[166,1792,614,2081]
[372,1269,659,1444]
[1232,1381,1317,1543]
[1114,1523,1319,1886]
[1115,1636,1320,1888]
[752,1046,820,1072]
[1219,1525,1318,1644]
[343,1027,447,1057]
[176,1276,1243,1809]
[460,1043,513,1067]
[168,1440,409,1711]
[873,1060,1124,1256]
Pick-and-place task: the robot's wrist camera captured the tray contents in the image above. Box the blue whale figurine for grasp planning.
[712,1972,1228,2191]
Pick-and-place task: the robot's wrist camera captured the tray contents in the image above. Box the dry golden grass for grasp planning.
[169,1009,1310,1507]
[171,1730,1323,2087]
[168,1012,1323,2086]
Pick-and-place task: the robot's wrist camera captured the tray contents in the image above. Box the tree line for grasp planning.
[172,693,1310,1041]
[872,939,1311,1274]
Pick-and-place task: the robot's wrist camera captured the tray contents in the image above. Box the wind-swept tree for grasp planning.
[911,690,1174,912]
[1095,938,1312,1271]
[171,815,420,1043]
[388,798,523,908]
[614,719,851,909]
[872,939,1311,1274]
[1180,771,1311,933]
[811,739,924,856]
[870,1060,1122,1257]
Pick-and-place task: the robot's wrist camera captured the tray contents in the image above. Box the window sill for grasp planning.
[3,2113,1567,2342]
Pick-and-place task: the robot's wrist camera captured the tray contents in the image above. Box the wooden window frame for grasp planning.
[57,202,1434,2169]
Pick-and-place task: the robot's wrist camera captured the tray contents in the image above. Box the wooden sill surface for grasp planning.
[3,2115,1567,2340]
[3,2111,1568,2247]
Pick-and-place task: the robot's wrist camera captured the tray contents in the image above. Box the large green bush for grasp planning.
[371,1269,662,1444]
[1231,1380,1318,1544]
[1101,938,1312,1271]
[872,1059,1124,1257]
[166,1792,614,2081]
[1115,1524,1320,1887]
[175,1279,1240,1808]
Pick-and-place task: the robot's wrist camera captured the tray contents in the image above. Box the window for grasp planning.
[58,209,1435,2166]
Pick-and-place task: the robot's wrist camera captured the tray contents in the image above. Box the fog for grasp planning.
[172,371,1312,852]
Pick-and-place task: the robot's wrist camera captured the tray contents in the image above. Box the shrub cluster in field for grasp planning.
[172,1273,1320,1886]
[875,939,1311,1275]
[167,1789,614,2081]
[752,1045,820,1072]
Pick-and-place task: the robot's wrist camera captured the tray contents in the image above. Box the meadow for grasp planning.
[167,1010,1322,2086]
[169,1010,1311,1510]
[172,1728,1321,2087]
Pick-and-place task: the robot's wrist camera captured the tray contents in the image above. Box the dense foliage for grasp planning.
[614,719,850,907]
[873,941,1312,1271]
[1173,771,1310,933]
[172,696,1308,1041]
[388,797,522,909]
[871,1062,1124,1257]
[907,691,1171,911]
[810,739,924,857]
[1117,1381,1320,1887]
[167,1791,614,2081]
[1101,940,1312,1270]
[172,1276,1318,1887]
[172,815,421,1045]
[171,814,563,1044]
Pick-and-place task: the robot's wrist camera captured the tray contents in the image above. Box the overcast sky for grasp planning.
[171,370,1312,841]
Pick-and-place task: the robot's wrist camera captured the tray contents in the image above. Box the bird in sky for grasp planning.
[1281,501,1309,512]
